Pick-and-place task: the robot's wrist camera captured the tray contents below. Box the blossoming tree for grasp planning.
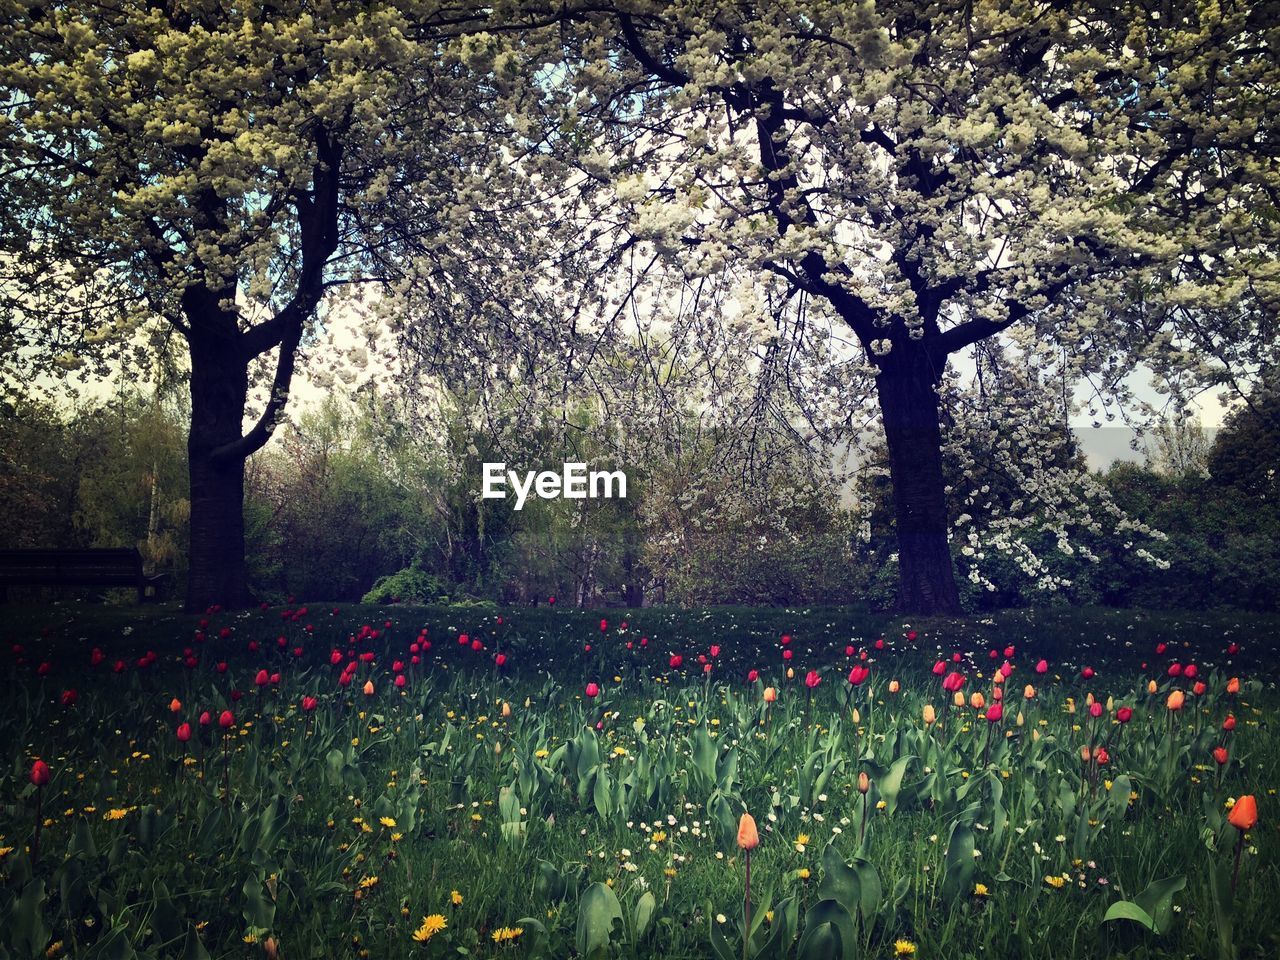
[0,1,550,609]
[540,0,1279,612]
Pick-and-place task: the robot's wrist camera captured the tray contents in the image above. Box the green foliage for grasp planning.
[362,567,450,605]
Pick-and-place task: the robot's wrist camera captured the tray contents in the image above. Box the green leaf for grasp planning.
[634,890,657,940]
[1102,901,1157,931]
[797,899,854,960]
[878,755,916,816]
[1103,876,1185,936]
[817,844,859,917]
[181,926,212,960]
[1133,875,1186,935]
[940,821,976,905]
[576,882,624,957]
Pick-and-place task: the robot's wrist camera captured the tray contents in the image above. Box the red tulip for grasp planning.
[1081,667,1095,680]
[804,670,821,689]
[986,703,1003,723]
[1155,642,1167,654]
[781,634,791,646]
[585,682,600,698]
[1089,702,1104,718]
[600,619,608,632]
[1223,714,1236,731]
[218,710,234,729]
[747,669,759,682]
[932,660,946,675]
[1003,646,1015,658]
[1193,681,1206,696]
[199,711,211,726]
[302,696,318,712]
[495,653,507,667]
[1214,746,1229,765]
[906,631,918,641]
[177,722,192,743]
[710,645,721,658]
[1168,663,1183,677]
[1034,659,1048,674]
[782,649,793,661]
[1116,706,1133,723]
[1184,664,1198,679]
[30,760,50,786]
[1095,747,1109,765]
[60,689,78,707]
[670,654,683,668]
[847,665,869,685]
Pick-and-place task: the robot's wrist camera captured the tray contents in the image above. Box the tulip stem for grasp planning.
[32,787,43,867]
[742,849,751,960]
[1231,830,1244,894]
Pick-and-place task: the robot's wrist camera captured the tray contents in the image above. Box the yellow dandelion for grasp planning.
[450,890,463,906]
[413,914,447,943]
[973,883,989,897]
[894,940,917,957]
[491,926,524,944]
[379,817,397,829]
[1044,875,1066,888]
[103,809,128,821]
[359,876,379,890]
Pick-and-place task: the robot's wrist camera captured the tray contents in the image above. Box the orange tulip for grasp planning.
[1147,679,1158,695]
[857,772,870,794]
[923,704,937,725]
[1167,690,1185,711]
[1023,684,1035,700]
[363,680,375,696]
[1226,677,1240,695]
[737,813,760,850]
[952,691,965,708]
[1228,795,1258,831]
[970,692,985,710]
[763,686,777,704]
[786,667,795,680]
[169,698,182,713]
[888,680,900,694]
[1080,745,1092,763]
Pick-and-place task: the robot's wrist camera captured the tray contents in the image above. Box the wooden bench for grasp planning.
[0,548,164,603]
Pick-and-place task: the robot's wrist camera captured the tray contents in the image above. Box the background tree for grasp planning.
[1209,374,1280,497]
[535,0,1280,613]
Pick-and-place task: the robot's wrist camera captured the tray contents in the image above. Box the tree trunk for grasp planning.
[184,311,252,612]
[876,349,963,615]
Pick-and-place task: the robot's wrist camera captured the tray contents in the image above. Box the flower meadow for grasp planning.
[1,604,1276,959]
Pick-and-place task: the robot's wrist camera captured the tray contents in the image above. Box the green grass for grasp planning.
[0,601,1276,959]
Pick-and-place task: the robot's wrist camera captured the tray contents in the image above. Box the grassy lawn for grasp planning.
[0,601,1276,958]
